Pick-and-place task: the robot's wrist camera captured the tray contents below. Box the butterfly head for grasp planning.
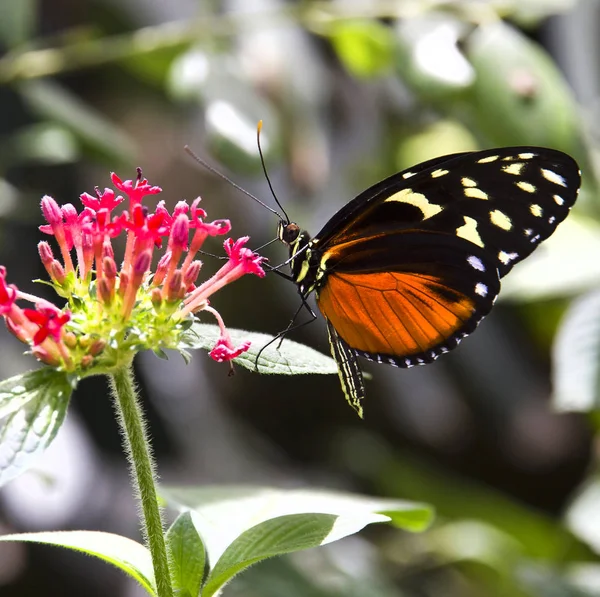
[277,220,301,245]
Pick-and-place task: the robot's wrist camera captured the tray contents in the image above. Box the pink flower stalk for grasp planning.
[0,170,265,372]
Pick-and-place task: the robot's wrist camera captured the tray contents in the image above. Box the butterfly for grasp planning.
[276,147,581,417]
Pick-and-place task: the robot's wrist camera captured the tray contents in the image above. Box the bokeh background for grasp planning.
[2,0,600,595]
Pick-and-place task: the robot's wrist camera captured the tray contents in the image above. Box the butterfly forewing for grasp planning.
[315,148,580,278]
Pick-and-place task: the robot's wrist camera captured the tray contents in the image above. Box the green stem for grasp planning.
[109,364,173,597]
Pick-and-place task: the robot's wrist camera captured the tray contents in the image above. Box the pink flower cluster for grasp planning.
[0,170,265,370]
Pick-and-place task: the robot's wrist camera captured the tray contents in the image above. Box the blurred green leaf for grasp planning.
[395,119,478,171]
[566,476,600,555]
[329,20,394,79]
[339,436,594,561]
[17,80,137,165]
[0,531,155,595]
[0,0,36,47]
[552,289,600,413]
[0,368,72,486]
[394,14,474,102]
[169,51,280,174]
[506,0,578,27]
[185,323,338,375]
[167,512,207,597]
[466,21,585,157]
[10,123,78,165]
[500,216,600,301]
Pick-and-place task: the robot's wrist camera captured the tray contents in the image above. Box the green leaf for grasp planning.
[161,484,433,596]
[0,531,155,595]
[329,20,394,78]
[167,512,207,597]
[466,21,586,157]
[552,288,600,413]
[0,369,56,420]
[0,369,72,486]
[184,323,338,375]
[203,513,338,596]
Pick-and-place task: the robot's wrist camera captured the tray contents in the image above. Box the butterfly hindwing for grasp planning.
[317,232,500,366]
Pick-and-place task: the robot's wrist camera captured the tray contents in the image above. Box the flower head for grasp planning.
[0,171,265,373]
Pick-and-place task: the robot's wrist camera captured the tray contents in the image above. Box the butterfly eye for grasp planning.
[281,223,301,245]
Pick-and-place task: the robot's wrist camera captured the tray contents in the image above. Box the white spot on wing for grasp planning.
[517,181,536,193]
[518,152,536,159]
[498,250,519,265]
[462,177,477,187]
[385,188,443,219]
[402,171,416,179]
[530,203,543,217]
[490,209,512,230]
[553,194,565,206]
[431,168,449,178]
[475,282,488,296]
[502,162,525,176]
[457,216,484,248]
[541,168,567,187]
[467,255,485,271]
[477,155,499,164]
[465,187,489,200]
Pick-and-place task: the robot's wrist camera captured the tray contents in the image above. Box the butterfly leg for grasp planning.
[253,293,317,371]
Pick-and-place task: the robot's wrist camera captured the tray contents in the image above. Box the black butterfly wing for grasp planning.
[315,147,580,278]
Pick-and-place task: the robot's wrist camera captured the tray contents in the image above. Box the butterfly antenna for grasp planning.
[253,237,280,252]
[184,145,285,220]
[257,121,290,224]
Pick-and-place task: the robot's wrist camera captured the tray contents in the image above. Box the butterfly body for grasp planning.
[277,147,581,416]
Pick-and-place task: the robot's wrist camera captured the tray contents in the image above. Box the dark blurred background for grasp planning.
[2,0,600,595]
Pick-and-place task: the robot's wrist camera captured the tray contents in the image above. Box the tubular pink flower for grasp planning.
[183,260,202,290]
[166,270,184,302]
[23,303,71,345]
[204,305,251,362]
[122,204,170,249]
[62,204,94,279]
[0,266,17,315]
[153,251,171,287]
[111,171,162,207]
[80,187,124,213]
[183,199,231,268]
[40,195,75,273]
[180,237,265,316]
[169,214,189,253]
[122,250,152,319]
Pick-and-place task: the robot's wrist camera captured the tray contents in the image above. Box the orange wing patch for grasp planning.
[317,271,477,358]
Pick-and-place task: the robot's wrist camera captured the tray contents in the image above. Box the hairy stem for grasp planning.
[109,364,173,597]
